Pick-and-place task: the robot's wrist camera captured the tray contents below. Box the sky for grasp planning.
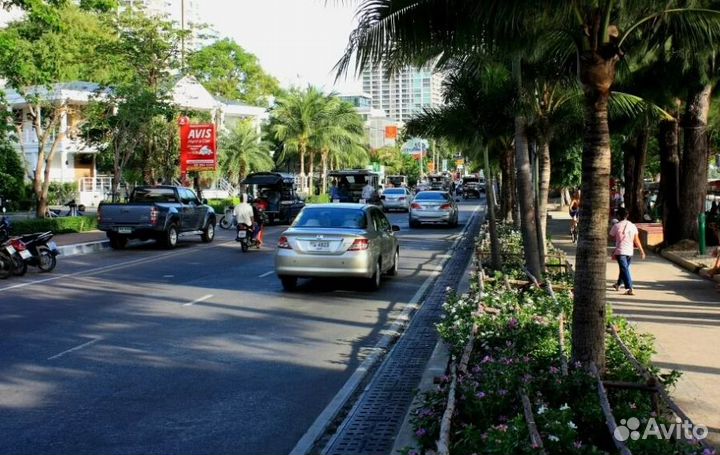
[199,0,363,93]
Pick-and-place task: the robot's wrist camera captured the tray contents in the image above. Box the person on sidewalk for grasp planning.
[610,207,646,295]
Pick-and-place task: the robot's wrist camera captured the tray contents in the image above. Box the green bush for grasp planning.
[11,215,98,235]
[48,182,79,205]
[306,194,330,204]
[207,197,240,214]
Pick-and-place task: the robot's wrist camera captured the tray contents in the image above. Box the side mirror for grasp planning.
[380,195,386,200]
[202,198,208,205]
[391,225,400,232]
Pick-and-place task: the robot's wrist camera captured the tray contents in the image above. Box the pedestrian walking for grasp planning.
[610,207,646,295]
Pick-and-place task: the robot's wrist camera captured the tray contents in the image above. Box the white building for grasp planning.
[339,92,403,150]
[361,62,444,123]
[4,76,269,206]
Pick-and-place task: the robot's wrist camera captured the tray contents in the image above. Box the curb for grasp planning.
[57,240,110,257]
[659,250,720,285]
[390,251,477,455]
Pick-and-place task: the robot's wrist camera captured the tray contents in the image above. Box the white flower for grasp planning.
[567,421,577,429]
[537,405,547,415]
[560,403,570,411]
[548,435,559,442]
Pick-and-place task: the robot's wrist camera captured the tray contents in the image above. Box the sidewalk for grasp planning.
[548,209,720,447]
[52,230,110,256]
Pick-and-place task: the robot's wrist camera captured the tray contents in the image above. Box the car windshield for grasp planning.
[415,192,449,201]
[384,189,405,195]
[131,188,177,203]
[293,207,367,229]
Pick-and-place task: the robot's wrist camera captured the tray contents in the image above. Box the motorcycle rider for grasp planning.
[251,199,264,248]
[233,193,255,241]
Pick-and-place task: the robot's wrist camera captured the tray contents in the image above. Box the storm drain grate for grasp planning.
[322,213,482,455]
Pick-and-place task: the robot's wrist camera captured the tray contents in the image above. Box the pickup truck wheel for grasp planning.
[201,221,215,242]
[109,234,128,250]
[163,224,179,249]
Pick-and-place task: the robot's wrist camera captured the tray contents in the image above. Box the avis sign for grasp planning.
[180,123,217,173]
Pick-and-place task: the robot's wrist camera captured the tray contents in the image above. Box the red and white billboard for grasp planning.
[180,123,217,173]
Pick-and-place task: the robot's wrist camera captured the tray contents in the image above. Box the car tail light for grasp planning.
[255,200,269,211]
[348,238,369,251]
[410,203,422,209]
[150,207,159,225]
[278,236,292,249]
[440,204,452,210]
[10,239,26,251]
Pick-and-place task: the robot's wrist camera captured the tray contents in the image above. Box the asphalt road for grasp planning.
[0,198,482,455]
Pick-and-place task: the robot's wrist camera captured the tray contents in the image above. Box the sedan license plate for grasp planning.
[19,250,32,260]
[310,241,330,251]
[117,227,132,234]
[236,230,247,239]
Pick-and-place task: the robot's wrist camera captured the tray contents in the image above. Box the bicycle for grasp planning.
[218,206,236,230]
[570,216,579,243]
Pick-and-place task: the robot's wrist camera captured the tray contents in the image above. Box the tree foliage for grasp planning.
[188,38,281,106]
[219,121,273,185]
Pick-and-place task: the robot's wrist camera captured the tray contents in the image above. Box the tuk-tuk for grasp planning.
[428,173,450,191]
[328,169,381,204]
[461,175,485,199]
[241,172,305,224]
[385,175,408,188]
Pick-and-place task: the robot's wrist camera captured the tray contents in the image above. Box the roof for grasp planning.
[328,169,379,176]
[3,81,108,107]
[241,172,296,186]
[303,203,373,210]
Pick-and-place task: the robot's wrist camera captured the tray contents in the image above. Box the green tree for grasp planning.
[188,38,281,107]
[340,0,720,368]
[0,4,116,216]
[219,120,273,186]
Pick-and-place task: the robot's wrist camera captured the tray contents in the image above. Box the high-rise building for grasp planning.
[339,92,402,150]
[361,63,444,123]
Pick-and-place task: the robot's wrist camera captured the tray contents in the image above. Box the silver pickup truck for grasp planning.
[97,186,216,249]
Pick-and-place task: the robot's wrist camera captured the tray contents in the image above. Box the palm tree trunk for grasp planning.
[573,53,617,370]
[623,129,649,223]
[322,151,328,194]
[538,140,551,262]
[512,58,542,280]
[308,150,316,196]
[483,145,501,270]
[679,83,712,240]
[299,143,306,192]
[500,147,514,223]
[659,118,681,245]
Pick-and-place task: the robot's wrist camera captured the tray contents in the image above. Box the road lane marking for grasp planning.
[258,271,274,278]
[183,294,213,306]
[48,338,101,360]
[291,204,482,455]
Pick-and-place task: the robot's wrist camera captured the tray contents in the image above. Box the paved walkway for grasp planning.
[548,209,720,448]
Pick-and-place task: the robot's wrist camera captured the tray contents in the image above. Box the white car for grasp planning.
[381,187,413,212]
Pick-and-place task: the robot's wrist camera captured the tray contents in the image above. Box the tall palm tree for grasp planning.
[219,120,273,186]
[270,87,327,192]
[314,97,368,193]
[339,0,720,368]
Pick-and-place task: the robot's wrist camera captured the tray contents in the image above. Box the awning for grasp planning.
[242,173,285,186]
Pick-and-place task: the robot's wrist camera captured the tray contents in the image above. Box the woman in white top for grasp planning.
[609,207,646,295]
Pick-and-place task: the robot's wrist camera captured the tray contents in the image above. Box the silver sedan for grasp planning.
[274,204,400,291]
[381,187,413,212]
[409,191,459,228]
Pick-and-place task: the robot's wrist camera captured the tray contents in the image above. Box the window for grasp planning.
[370,209,391,232]
[131,187,177,203]
[294,207,367,229]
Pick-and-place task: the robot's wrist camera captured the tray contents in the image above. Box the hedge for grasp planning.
[10,215,98,235]
[207,197,240,215]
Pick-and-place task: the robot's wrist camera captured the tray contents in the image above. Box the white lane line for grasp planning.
[258,271,274,278]
[183,294,213,307]
[48,338,101,360]
[291,204,482,455]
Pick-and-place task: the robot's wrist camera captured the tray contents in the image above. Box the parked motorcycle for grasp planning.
[14,231,60,272]
[0,238,27,278]
[236,223,260,252]
[0,214,10,243]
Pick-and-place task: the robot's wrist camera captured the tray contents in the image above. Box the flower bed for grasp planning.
[408,226,712,455]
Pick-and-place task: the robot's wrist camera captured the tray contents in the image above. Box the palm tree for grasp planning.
[270,87,328,192]
[314,97,368,193]
[339,0,720,368]
[219,120,273,186]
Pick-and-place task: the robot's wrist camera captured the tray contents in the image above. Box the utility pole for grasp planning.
[180,0,186,73]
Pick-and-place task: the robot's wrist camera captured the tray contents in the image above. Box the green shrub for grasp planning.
[306,194,330,204]
[11,215,98,235]
[48,182,79,205]
[207,197,240,214]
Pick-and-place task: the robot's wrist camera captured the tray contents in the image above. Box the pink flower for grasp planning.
[629,402,637,409]
[415,428,427,438]
[549,366,560,375]
[508,318,519,329]
[496,424,508,432]
[482,355,494,364]
[498,389,508,396]
[573,441,583,449]
[475,391,486,399]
